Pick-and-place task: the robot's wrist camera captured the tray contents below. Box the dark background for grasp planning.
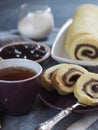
[0,0,98,30]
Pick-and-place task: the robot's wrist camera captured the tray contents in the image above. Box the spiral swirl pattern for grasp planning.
[74,73,98,106]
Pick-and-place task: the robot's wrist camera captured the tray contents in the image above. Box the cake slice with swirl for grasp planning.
[51,64,88,95]
[74,73,98,106]
[41,64,67,91]
[69,34,98,60]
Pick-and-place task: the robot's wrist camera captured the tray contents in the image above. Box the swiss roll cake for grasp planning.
[51,64,88,95]
[41,64,67,91]
[65,4,98,60]
[74,73,98,106]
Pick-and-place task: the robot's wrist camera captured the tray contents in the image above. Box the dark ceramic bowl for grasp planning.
[0,58,42,116]
[0,41,51,63]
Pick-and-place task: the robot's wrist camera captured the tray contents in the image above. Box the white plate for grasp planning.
[51,19,98,67]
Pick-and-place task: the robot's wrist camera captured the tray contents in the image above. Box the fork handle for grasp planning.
[34,102,81,130]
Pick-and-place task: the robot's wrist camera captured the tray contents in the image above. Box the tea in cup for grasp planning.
[0,58,42,116]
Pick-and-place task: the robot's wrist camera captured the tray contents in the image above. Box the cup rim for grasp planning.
[21,3,51,10]
[0,58,42,83]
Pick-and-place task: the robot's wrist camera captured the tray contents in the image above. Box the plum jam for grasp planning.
[0,44,47,61]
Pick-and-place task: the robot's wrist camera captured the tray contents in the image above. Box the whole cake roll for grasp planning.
[51,64,88,95]
[65,4,98,60]
[74,73,98,106]
[41,64,67,91]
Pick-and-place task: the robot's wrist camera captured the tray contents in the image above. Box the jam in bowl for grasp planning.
[0,41,51,62]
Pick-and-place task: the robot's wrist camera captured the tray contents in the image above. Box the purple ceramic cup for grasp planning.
[0,58,42,116]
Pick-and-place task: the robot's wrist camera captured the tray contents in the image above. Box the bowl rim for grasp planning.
[0,41,51,63]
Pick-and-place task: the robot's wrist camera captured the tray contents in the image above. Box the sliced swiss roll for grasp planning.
[69,34,98,60]
[74,73,98,106]
[51,64,88,95]
[65,4,98,60]
[41,64,67,91]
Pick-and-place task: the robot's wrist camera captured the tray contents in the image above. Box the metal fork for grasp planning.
[34,102,86,130]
